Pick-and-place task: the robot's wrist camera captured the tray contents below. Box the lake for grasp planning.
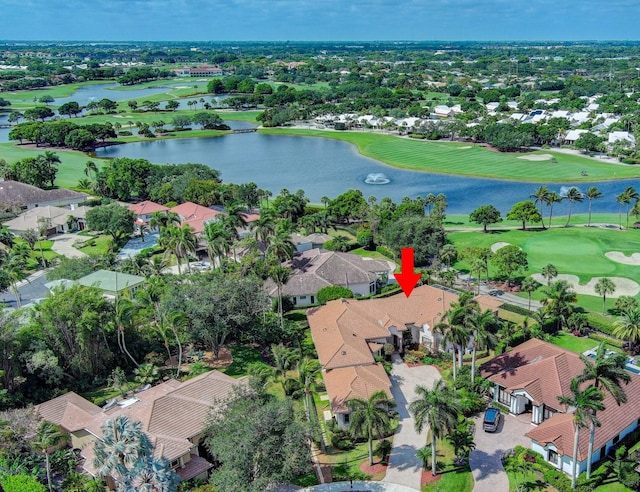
[95,133,638,215]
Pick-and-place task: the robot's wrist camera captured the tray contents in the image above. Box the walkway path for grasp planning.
[51,233,86,258]
[383,355,441,491]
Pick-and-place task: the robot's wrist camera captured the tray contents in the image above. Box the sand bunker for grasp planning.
[605,251,640,266]
[173,85,191,89]
[517,153,553,161]
[491,242,512,252]
[458,146,472,149]
[531,273,640,297]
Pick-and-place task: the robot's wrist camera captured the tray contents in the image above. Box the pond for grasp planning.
[95,133,638,214]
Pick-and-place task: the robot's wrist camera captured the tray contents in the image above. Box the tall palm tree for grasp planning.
[545,191,562,228]
[250,212,276,246]
[293,357,324,449]
[585,187,603,227]
[562,187,584,227]
[114,297,139,367]
[269,265,291,326]
[623,186,639,229]
[557,379,605,489]
[530,185,549,229]
[541,263,558,286]
[594,278,616,316]
[468,308,499,383]
[520,276,541,311]
[93,416,154,486]
[84,160,99,180]
[576,342,630,479]
[32,421,63,492]
[203,221,232,267]
[612,307,640,351]
[346,390,396,466]
[409,379,461,476]
[616,190,628,230]
[266,229,295,263]
[542,280,577,331]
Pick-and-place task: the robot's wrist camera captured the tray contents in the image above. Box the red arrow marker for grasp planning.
[393,248,422,298]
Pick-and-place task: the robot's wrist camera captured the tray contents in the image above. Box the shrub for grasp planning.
[500,303,533,316]
[376,245,395,258]
[1,475,47,492]
[585,313,615,335]
[118,130,133,136]
[588,332,624,348]
[621,157,640,164]
[317,286,354,305]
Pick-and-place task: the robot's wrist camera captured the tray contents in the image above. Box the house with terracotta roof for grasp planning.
[307,285,501,427]
[127,200,169,229]
[170,202,222,234]
[266,248,395,306]
[481,338,640,475]
[37,370,245,487]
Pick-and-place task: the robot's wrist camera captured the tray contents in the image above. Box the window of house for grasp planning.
[299,295,307,300]
[311,296,315,304]
[543,406,555,421]
[170,459,180,469]
[548,449,559,465]
[343,413,350,424]
[613,435,620,444]
[599,445,606,460]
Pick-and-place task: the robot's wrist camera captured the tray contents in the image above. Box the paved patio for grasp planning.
[469,411,533,492]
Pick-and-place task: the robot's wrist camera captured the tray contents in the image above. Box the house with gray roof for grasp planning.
[76,269,145,298]
[0,180,88,211]
[37,370,245,488]
[265,248,395,306]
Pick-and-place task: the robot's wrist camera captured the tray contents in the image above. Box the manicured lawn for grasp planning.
[445,213,624,230]
[548,332,599,354]
[221,344,264,378]
[350,247,393,261]
[594,483,634,492]
[423,438,473,492]
[1,80,112,108]
[33,240,60,262]
[259,128,638,182]
[81,380,138,407]
[77,234,113,257]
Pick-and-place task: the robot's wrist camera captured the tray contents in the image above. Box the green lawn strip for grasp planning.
[258,128,639,182]
[2,80,113,106]
[221,344,264,378]
[506,467,554,492]
[445,214,625,230]
[0,143,108,188]
[81,380,138,407]
[594,482,635,492]
[350,247,393,261]
[548,332,599,354]
[423,437,473,492]
[77,234,113,257]
[115,129,229,145]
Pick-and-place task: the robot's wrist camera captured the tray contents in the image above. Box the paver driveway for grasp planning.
[469,411,532,492]
[383,355,441,491]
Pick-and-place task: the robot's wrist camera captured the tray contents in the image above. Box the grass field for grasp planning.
[449,226,640,311]
[259,128,639,182]
[444,213,624,230]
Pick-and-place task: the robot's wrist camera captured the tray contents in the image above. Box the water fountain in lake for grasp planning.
[364,172,390,185]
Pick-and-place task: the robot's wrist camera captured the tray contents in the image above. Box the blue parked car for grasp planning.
[483,407,502,432]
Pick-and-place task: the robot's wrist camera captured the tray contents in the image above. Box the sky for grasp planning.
[1,0,639,42]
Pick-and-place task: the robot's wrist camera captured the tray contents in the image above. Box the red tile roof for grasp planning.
[128,200,169,216]
[170,202,221,234]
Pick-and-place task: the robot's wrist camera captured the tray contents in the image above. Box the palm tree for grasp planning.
[447,422,476,462]
[594,278,616,315]
[346,390,396,466]
[468,308,499,383]
[93,416,153,486]
[84,160,99,180]
[612,307,640,351]
[541,263,558,286]
[269,265,291,326]
[616,190,628,230]
[557,379,605,489]
[575,342,630,479]
[294,357,324,450]
[409,379,461,476]
[545,191,562,228]
[623,186,639,229]
[114,297,139,367]
[521,276,541,311]
[266,230,295,263]
[167,311,187,378]
[439,244,457,269]
[562,187,584,227]
[542,280,577,331]
[530,185,549,229]
[203,221,233,267]
[585,187,603,227]
[32,421,63,492]
[250,212,276,246]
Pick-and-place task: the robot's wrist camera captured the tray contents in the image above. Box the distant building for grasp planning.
[173,66,224,77]
[0,180,88,212]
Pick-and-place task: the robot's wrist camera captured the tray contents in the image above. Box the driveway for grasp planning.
[50,233,86,258]
[383,355,441,491]
[469,411,532,492]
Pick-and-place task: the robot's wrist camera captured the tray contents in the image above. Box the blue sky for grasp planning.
[1,0,638,41]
